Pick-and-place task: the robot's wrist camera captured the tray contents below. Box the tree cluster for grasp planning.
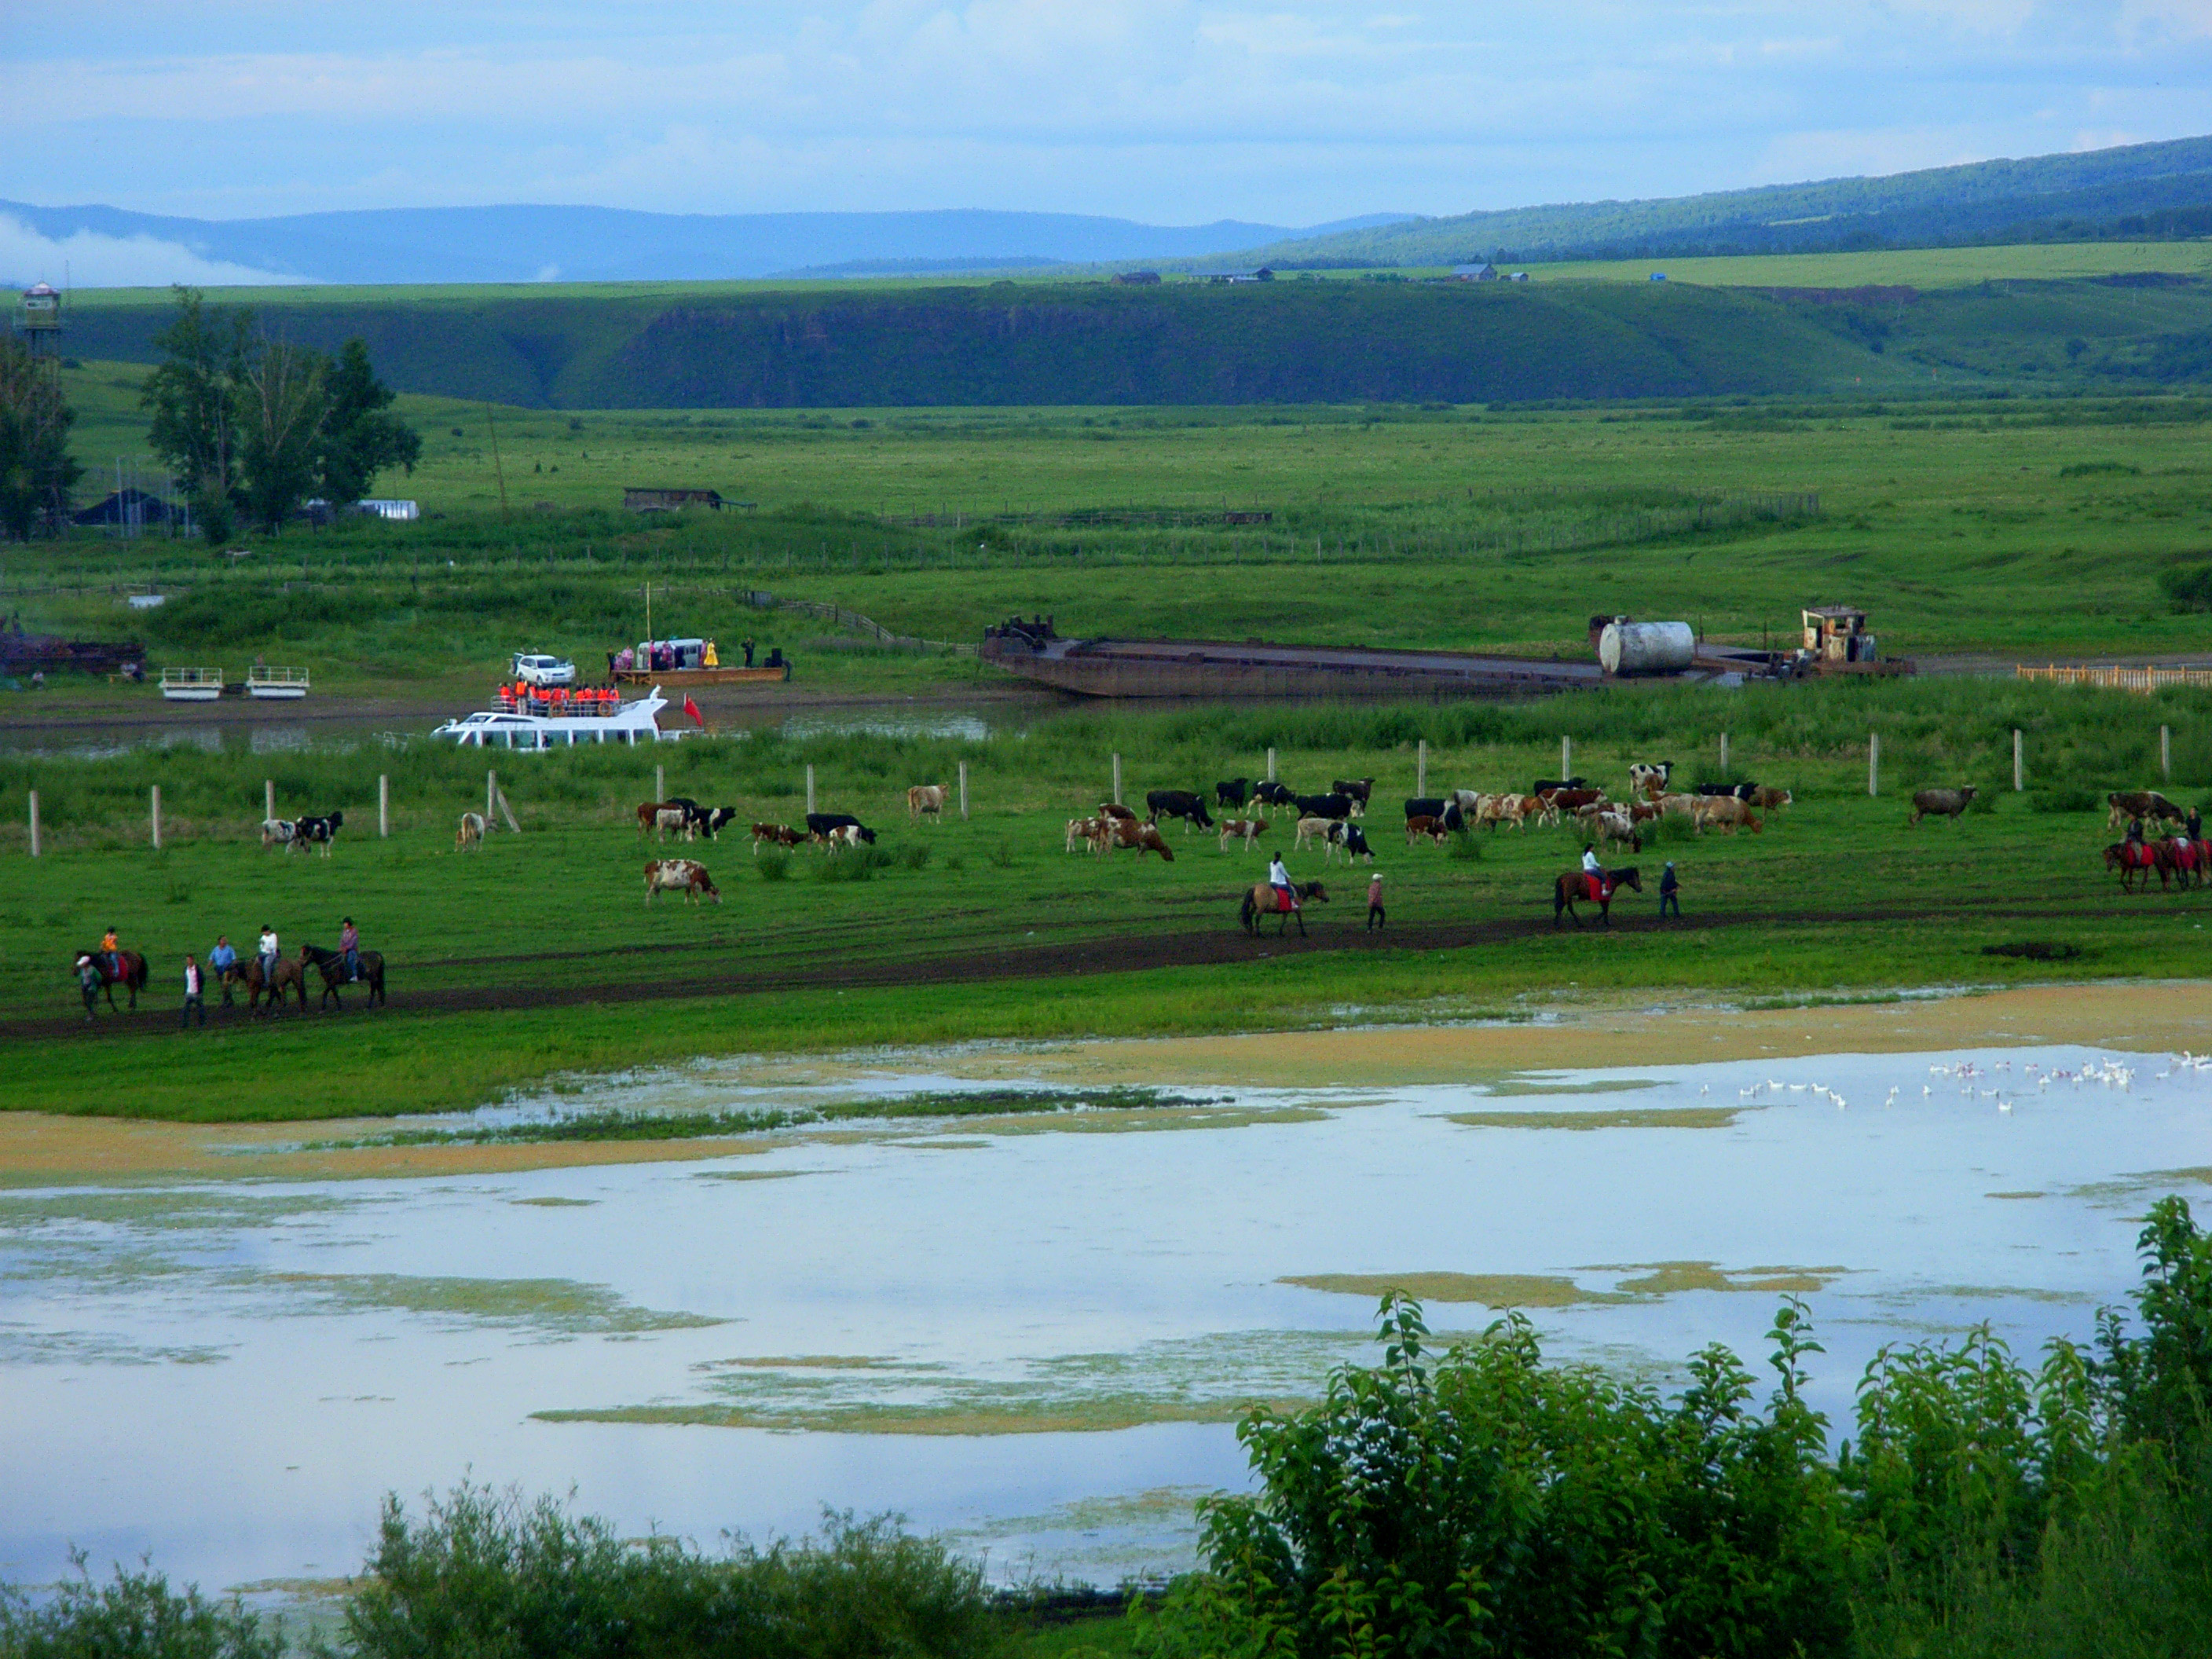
[0,338,82,541]
[143,287,421,542]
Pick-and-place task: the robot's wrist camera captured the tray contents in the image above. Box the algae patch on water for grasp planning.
[511,1196,598,1207]
[1599,1262,1851,1296]
[1281,1273,1621,1308]
[1480,1078,1662,1098]
[1444,1107,1745,1131]
[266,1273,723,1335]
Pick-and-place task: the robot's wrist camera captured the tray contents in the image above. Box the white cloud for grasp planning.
[0,214,299,288]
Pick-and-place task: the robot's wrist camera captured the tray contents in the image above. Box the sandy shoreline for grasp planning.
[4,981,2203,1187]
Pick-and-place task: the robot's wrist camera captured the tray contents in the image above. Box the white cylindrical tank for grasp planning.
[1599,621,1696,676]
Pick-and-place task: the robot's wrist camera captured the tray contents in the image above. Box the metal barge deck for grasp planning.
[980,629,1616,700]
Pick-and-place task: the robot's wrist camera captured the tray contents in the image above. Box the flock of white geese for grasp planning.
[1719,1051,2212,1115]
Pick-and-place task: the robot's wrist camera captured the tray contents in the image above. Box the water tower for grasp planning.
[18,280,61,358]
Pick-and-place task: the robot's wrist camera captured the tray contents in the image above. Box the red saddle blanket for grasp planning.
[1583,874,1612,902]
[1265,885,1298,913]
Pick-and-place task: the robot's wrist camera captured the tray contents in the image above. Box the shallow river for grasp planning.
[5,1037,2210,1595]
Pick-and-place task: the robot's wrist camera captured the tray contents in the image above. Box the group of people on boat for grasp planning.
[494,683,622,716]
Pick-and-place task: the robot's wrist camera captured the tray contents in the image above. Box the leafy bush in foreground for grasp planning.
[0,1554,279,1659]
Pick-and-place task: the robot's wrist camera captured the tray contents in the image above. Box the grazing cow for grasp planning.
[1910,787,1977,826]
[1748,786,1793,811]
[643,858,720,905]
[1218,816,1269,850]
[1330,778,1375,815]
[752,822,802,854]
[1542,787,1607,816]
[456,811,486,850]
[1293,792,1354,822]
[1490,794,1539,830]
[1107,818,1175,860]
[654,808,694,840]
[1403,797,1466,833]
[661,797,710,833]
[907,785,946,821]
[700,807,742,840]
[260,817,297,850]
[1628,762,1674,799]
[1066,816,1100,853]
[1215,778,1254,808]
[1627,799,1663,825]
[1147,789,1215,832]
[294,811,343,857]
[826,824,874,852]
[1099,802,1138,823]
[1251,780,1298,808]
[1694,782,1759,801]
[1656,793,1697,818]
[804,811,876,844]
[636,801,672,834]
[1293,815,1335,851]
[1531,777,1586,797]
[1405,814,1451,846]
[1692,796,1763,834]
[2108,789,2183,827]
[1591,810,1643,852]
[1325,821,1374,864]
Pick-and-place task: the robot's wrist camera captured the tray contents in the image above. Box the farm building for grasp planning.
[1453,262,1498,281]
[1112,270,1161,285]
[624,488,724,513]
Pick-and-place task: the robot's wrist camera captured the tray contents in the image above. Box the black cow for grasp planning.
[1694,782,1759,800]
[1294,793,1354,821]
[1147,789,1214,831]
[1404,797,1466,832]
[804,811,877,844]
[1215,778,1253,808]
[701,806,742,838]
[293,811,344,856]
[1331,778,1375,814]
[1328,822,1374,862]
[1530,777,1585,796]
[1251,780,1298,807]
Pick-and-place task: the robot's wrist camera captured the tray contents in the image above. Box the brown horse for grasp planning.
[74,950,148,1012]
[1240,880,1329,937]
[224,951,307,1014]
[1553,866,1643,928]
[2105,840,2173,893]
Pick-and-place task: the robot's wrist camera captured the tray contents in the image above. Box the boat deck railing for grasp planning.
[159,667,223,688]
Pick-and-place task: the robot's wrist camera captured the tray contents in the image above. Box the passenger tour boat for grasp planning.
[431,686,687,749]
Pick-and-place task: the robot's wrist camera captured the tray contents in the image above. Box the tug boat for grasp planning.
[430,686,686,749]
[159,667,224,702]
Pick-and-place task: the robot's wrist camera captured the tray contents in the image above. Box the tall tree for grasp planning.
[318,338,421,504]
[142,287,250,544]
[239,338,328,534]
[0,339,83,540]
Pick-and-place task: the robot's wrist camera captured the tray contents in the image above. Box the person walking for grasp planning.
[1659,862,1682,920]
[1366,871,1386,931]
[339,917,361,983]
[742,636,756,668]
[209,935,237,1006]
[79,954,101,1021]
[180,955,206,1028]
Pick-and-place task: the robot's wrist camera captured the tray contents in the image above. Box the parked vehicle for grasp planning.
[511,652,577,687]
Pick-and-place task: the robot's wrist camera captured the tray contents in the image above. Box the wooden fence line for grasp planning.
[2015,665,2212,693]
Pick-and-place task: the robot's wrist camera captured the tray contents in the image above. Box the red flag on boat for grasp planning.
[683,695,703,727]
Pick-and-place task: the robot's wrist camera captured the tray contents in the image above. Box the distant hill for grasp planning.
[0,202,1414,287]
[1239,135,2212,268]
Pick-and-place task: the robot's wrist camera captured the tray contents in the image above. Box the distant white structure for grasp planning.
[355,500,419,522]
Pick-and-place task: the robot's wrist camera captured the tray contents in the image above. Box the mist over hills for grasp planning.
[0,203,1412,288]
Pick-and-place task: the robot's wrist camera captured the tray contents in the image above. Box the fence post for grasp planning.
[265,778,275,822]
[1416,738,1427,799]
[1719,731,1729,775]
[2013,729,2023,793]
[379,773,390,837]
[958,760,969,821]
[1111,753,1122,806]
[2162,725,2171,782]
[805,764,816,815]
[1265,746,1276,783]
[655,764,665,803]
[487,770,496,821]
[151,786,161,851]
[27,789,38,858]
[1868,732,1880,797]
[1562,735,1572,779]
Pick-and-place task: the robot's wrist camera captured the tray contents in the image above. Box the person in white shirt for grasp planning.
[258,926,279,982]
[181,955,206,1029]
[1269,853,1297,911]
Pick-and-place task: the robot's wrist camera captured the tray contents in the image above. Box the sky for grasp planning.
[5,2,2210,229]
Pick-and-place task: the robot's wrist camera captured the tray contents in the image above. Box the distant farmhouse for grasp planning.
[624,487,724,513]
[1453,262,1498,281]
[1112,270,1162,285]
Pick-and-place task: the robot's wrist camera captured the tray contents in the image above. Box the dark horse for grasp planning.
[1553,866,1643,928]
[223,952,307,1015]
[2105,840,2171,893]
[300,941,386,1010]
[74,950,148,1012]
[1240,880,1329,937]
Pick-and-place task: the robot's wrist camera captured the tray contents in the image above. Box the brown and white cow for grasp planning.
[1628,762,1673,800]
[2108,789,2183,827]
[907,784,946,821]
[1293,815,1337,851]
[1107,819,1175,861]
[1099,802,1138,823]
[1218,816,1269,851]
[1405,814,1451,846]
[751,822,802,855]
[1066,816,1105,853]
[456,811,486,850]
[643,859,720,904]
[1542,787,1607,818]
[1748,786,1793,811]
[1590,810,1643,852]
[654,808,695,841]
[1692,795,1763,834]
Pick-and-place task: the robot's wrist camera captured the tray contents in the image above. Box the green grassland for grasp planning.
[25,372,2212,690]
[5,679,2210,1121]
[1508,241,2212,288]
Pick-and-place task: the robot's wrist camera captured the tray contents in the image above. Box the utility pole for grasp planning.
[485,404,510,522]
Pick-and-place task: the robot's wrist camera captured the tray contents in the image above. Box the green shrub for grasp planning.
[2031,786,2103,814]
[1445,831,1482,861]
[900,844,932,870]
[0,1555,281,1659]
[756,852,789,882]
[2159,562,2212,613]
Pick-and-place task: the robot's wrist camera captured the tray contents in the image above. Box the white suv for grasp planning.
[511,652,577,687]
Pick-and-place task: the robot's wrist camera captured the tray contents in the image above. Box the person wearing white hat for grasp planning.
[1367,870,1385,930]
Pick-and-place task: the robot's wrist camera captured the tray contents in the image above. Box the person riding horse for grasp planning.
[339,917,361,983]
[101,926,121,982]
[1580,844,1606,898]
[1269,853,1297,913]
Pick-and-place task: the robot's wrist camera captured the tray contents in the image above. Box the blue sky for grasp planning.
[6,2,2210,223]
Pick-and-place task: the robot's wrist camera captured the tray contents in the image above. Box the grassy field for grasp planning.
[4,679,2210,1122]
[25,372,2212,690]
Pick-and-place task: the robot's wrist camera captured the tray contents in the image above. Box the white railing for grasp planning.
[159,667,224,689]
[2016,664,2212,694]
[247,665,311,688]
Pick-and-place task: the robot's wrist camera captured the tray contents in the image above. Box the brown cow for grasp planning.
[907,784,946,820]
[2108,789,2183,827]
[751,822,801,854]
[1542,787,1607,816]
[1749,786,1793,811]
[1107,818,1174,861]
[1405,815,1450,846]
[643,859,720,905]
[1692,795,1763,834]
[1100,802,1138,823]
